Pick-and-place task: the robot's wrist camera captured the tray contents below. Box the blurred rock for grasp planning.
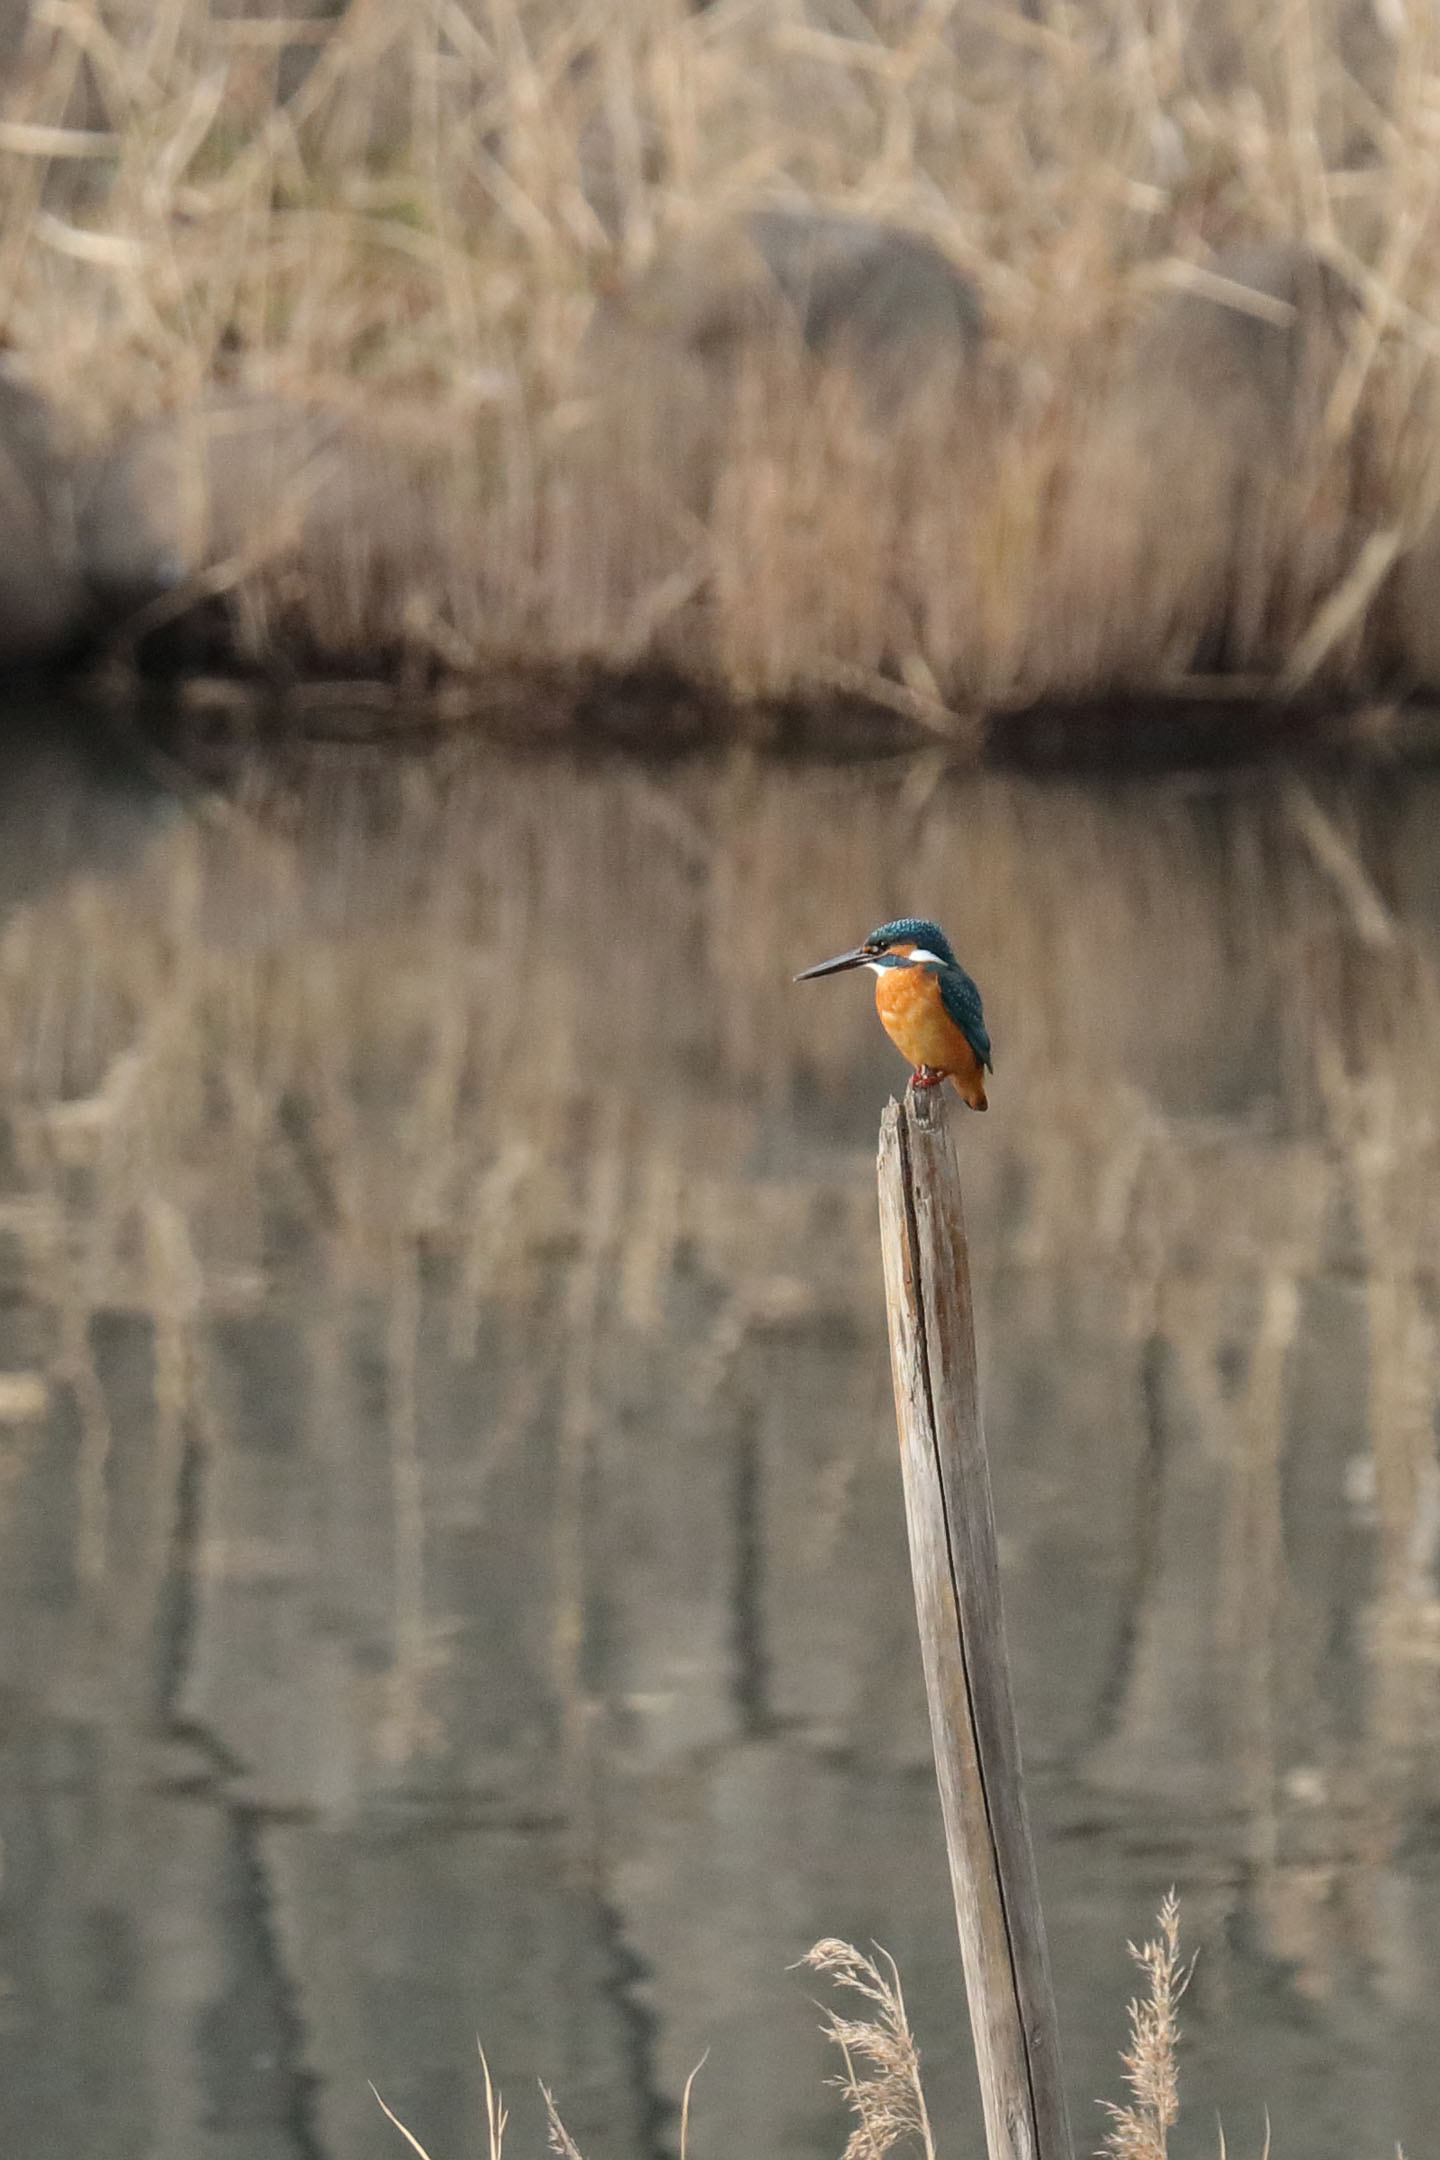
[77,397,339,609]
[0,373,87,663]
[1048,241,1358,685]
[1137,243,1351,441]
[585,205,980,399]
[0,0,28,66]
[564,208,984,671]
[744,208,982,392]
[1178,0,1395,125]
[76,396,446,659]
[209,0,343,106]
[1382,371,1440,687]
[576,207,982,501]
[1389,513,1440,689]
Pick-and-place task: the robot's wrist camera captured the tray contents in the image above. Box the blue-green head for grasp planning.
[794,917,959,980]
[863,919,957,966]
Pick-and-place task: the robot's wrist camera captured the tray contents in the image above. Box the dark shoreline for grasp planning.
[48,665,1440,783]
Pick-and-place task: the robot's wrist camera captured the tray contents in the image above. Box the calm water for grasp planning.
[1,710,1439,2160]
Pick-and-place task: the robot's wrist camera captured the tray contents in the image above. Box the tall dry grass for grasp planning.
[1100,1893,1192,2160]
[802,1938,937,2160]
[4,1,1440,698]
[369,1904,1196,2160]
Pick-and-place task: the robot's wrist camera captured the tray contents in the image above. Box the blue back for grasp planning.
[938,965,992,1071]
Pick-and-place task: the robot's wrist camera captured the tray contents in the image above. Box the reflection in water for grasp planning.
[0,730,1438,2159]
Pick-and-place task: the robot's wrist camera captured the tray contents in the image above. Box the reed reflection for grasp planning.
[0,745,1436,2160]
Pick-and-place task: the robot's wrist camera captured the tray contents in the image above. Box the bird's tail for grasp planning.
[952,1073,988,1111]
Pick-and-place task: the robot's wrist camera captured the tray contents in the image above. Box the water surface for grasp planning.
[1,715,1438,2160]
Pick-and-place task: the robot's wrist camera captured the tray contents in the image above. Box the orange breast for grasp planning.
[875,967,987,1106]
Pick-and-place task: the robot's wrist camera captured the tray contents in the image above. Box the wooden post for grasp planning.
[877,1085,1072,2160]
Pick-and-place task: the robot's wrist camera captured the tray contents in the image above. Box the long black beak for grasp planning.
[794,946,870,982]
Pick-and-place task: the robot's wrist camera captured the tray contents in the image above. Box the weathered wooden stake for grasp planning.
[877,1085,1072,2160]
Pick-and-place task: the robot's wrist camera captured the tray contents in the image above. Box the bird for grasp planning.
[794,917,993,1109]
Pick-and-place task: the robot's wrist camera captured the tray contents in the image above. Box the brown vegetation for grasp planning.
[3,2,1440,710]
[1100,1895,1192,2160]
[801,1938,937,2160]
[370,1904,1193,2160]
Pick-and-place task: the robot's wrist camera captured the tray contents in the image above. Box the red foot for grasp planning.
[910,1066,946,1090]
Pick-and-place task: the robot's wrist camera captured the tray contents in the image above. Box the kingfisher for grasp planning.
[794,917,993,1109]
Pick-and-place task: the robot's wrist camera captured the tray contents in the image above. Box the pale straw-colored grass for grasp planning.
[2,3,1440,700]
[802,1937,938,2160]
[372,2041,508,2160]
[365,1905,1211,2160]
[1100,1892,1194,2160]
[372,2039,706,2160]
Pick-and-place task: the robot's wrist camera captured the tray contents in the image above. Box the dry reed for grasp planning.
[373,2037,705,2160]
[3,2,1440,702]
[373,2041,508,2160]
[802,1938,937,2160]
[368,1904,1203,2160]
[1100,1893,1192,2160]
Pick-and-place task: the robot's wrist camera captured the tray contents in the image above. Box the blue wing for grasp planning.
[938,965,992,1071]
